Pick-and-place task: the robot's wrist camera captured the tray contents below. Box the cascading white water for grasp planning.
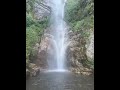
[48,0,67,71]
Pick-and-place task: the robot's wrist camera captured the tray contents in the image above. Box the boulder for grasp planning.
[27,63,40,77]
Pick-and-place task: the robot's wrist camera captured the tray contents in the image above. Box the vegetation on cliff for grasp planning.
[26,0,49,72]
[65,0,94,69]
[65,0,94,35]
[26,0,94,76]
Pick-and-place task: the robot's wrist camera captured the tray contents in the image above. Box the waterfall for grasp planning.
[47,0,68,71]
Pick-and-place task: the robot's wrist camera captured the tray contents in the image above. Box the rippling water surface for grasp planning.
[26,72,94,90]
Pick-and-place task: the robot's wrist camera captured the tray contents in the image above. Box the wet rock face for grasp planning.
[70,67,92,75]
[86,32,94,62]
[66,30,93,75]
[26,63,40,78]
[29,63,40,77]
[36,36,49,68]
[37,33,57,69]
[66,31,87,67]
[31,25,94,75]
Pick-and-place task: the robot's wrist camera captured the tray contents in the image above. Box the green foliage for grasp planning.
[26,13,34,27]
[26,15,46,63]
[65,0,94,39]
[65,0,94,30]
[26,0,36,13]
[84,59,94,69]
[74,20,84,31]
[26,0,49,64]
[26,26,37,63]
[65,0,94,68]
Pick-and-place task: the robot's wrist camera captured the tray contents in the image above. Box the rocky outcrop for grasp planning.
[35,25,94,75]
[36,33,55,69]
[26,22,94,76]
[86,31,94,69]
[26,43,40,79]
[34,0,51,20]
[26,63,40,79]
[66,30,93,75]
[29,63,40,77]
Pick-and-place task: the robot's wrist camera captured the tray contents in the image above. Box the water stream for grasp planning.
[47,0,67,70]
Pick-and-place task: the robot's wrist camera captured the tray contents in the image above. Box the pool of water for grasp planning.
[26,72,94,90]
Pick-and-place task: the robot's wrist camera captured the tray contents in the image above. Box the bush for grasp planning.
[65,0,94,29]
[26,12,48,63]
[26,13,35,27]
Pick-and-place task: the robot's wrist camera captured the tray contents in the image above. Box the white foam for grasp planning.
[45,69,69,72]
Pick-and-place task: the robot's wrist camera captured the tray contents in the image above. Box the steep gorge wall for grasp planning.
[35,25,94,75]
[66,29,94,75]
[26,0,94,78]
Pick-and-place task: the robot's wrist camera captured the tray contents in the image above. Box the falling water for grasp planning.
[47,0,68,71]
